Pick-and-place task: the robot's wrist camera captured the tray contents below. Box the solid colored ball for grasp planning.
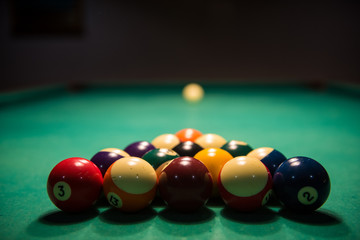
[273,156,330,212]
[175,128,203,142]
[90,148,130,176]
[182,83,204,102]
[158,156,213,212]
[221,140,253,157]
[247,147,287,177]
[47,157,103,212]
[194,148,233,196]
[124,141,155,158]
[142,148,179,169]
[151,134,180,149]
[218,156,273,212]
[172,141,203,157]
[103,157,158,212]
[195,133,227,149]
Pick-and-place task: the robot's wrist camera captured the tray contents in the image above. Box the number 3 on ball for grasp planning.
[53,181,71,201]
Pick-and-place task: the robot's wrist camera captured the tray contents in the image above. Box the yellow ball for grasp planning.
[194,148,234,196]
[182,83,204,102]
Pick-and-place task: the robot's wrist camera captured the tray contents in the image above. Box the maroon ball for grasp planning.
[158,156,213,212]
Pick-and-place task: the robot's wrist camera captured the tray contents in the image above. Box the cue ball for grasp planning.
[247,147,287,177]
[47,157,103,212]
[103,157,158,212]
[158,156,213,212]
[182,83,204,102]
[218,156,273,212]
[273,156,330,212]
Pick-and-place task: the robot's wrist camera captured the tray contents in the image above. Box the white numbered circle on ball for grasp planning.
[297,186,318,205]
[107,192,123,208]
[53,181,71,201]
[262,189,273,206]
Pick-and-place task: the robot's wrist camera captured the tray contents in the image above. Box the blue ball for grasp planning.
[124,141,155,158]
[247,147,287,177]
[273,156,330,211]
[260,149,287,176]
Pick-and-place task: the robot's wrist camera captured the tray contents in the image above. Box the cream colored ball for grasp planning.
[182,83,204,102]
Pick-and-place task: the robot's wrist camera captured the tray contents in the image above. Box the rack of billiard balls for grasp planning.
[47,128,331,213]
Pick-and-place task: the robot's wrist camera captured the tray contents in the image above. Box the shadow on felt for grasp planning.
[99,206,157,224]
[221,206,279,224]
[39,208,99,225]
[279,208,350,238]
[155,206,216,237]
[158,206,215,224]
[89,207,157,237]
[26,208,99,237]
[279,208,342,225]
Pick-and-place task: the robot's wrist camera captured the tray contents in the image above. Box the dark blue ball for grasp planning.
[260,149,287,177]
[91,151,126,176]
[247,147,287,177]
[124,141,155,158]
[273,156,330,212]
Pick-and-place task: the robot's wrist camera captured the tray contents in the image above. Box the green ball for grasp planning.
[142,148,180,169]
[221,140,253,157]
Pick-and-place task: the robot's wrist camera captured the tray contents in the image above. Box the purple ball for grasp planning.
[124,141,155,158]
[90,151,126,176]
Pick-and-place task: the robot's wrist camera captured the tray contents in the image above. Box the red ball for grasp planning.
[218,156,272,212]
[158,156,213,212]
[47,157,103,212]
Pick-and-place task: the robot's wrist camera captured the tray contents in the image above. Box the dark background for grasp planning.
[1,1,359,91]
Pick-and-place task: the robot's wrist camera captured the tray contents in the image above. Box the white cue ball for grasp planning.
[182,83,204,102]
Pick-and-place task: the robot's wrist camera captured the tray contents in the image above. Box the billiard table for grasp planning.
[0,82,359,240]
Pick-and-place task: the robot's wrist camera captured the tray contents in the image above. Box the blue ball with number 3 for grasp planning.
[273,156,331,212]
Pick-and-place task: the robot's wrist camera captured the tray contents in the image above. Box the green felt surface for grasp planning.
[0,84,359,240]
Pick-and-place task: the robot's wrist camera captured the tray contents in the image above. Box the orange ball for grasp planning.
[194,148,233,196]
[103,157,158,212]
[175,128,203,142]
